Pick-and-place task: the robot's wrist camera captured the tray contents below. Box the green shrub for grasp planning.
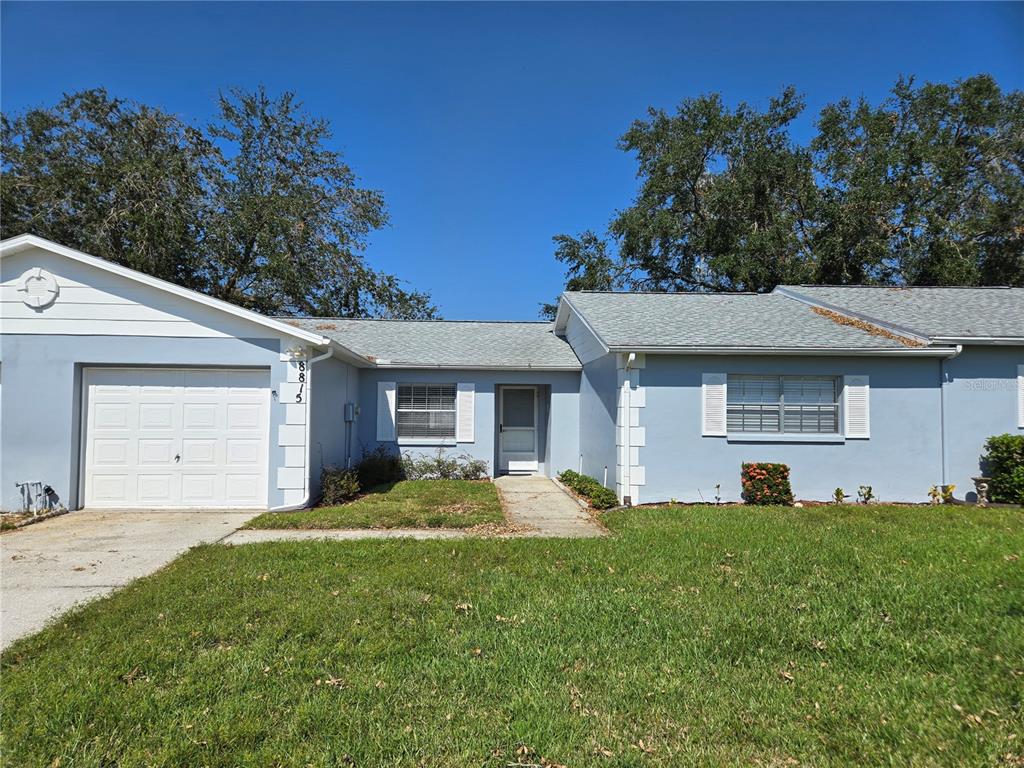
[1005,466,1024,505]
[558,470,618,510]
[741,462,794,506]
[981,434,1024,504]
[402,449,490,480]
[320,466,360,505]
[356,446,403,488]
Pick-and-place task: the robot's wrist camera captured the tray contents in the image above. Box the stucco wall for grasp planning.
[308,355,360,500]
[357,369,580,478]
[639,354,944,503]
[578,354,617,486]
[942,345,1024,497]
[0,334,299,511]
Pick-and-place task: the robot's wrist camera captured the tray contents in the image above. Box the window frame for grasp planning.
[726,374,841,437]
[395,382,458,442]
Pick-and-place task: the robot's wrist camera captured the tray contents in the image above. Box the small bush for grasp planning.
[402,449,490,480]
[741,462,793,506]
[558,470,618,510]
[320,466,360,506]
[981,434,1024,504]
[356,446,403,488]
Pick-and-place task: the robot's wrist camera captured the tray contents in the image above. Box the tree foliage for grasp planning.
[1,88,436,318]
[544,75,1023,316]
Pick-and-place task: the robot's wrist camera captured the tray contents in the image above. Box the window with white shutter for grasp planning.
[456,383,475,442]
[702,373,727,436]
[843,375,870,439]
[1017,365,1024,429]
[726,375,840,434]
[376,381,396,441]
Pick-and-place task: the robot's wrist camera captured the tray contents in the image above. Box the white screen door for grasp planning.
[499,386,538,472]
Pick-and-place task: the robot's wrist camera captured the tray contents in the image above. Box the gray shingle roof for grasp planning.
[777,285,1024,339]
[281,318,581,368]
[563,291,915,349]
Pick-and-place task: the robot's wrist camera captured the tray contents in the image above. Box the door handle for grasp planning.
[174,453,181,463]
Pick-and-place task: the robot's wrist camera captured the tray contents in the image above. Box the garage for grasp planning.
[82,368,271,508]
[2,235,368,512]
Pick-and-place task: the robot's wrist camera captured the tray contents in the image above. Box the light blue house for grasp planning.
[1,235,1021,511]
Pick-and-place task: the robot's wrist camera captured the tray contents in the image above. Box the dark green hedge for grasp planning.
[558,470,618,510]
[981,434,1024,504]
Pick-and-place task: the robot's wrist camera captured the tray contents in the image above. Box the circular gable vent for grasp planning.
[18,267,60,309]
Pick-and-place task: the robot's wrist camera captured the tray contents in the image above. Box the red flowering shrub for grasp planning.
[741,462,794,506]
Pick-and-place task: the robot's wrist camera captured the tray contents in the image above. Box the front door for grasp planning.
[499,386,538,473]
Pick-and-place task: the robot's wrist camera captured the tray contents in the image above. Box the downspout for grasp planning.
[621,352,636,505]
[939,345,963,487]
[269,346,335,512]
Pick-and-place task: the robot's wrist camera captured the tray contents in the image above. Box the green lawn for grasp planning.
[245,479,505,529]
[3,505,1022,767]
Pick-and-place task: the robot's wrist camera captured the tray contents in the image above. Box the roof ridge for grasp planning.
[566,289,762,296]
[786,284,1017,290]
[279,317,554,325]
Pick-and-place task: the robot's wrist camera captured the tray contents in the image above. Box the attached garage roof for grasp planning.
[282,318,582,369]
[0,234,368,365]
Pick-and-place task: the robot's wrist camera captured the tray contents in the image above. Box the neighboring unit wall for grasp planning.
[941,345,1024,497]
[578,353,617,486]
[357,369,580,478]
[307,355,360,499]
[640,354,943,503]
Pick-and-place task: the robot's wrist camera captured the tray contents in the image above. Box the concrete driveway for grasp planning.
[0,509,256,650]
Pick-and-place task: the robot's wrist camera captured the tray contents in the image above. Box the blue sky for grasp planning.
[2,2,1022,319]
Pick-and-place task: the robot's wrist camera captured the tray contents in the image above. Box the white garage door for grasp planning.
[83,368,270,508]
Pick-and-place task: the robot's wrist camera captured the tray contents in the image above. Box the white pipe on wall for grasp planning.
[938,344,963,487]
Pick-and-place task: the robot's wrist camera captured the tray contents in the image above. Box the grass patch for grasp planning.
[3,505,1022,766]
[245,479,504,530]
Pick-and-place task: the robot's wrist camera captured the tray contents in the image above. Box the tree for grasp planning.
[545,75,1023,313]
[1,88,437,318]
[539,231,620,319]
[813,75,1024,286]
[1,89,214,288]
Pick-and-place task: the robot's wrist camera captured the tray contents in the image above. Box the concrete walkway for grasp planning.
[494,475,606,537]
[0,509,256,650]
[226,527,470,544]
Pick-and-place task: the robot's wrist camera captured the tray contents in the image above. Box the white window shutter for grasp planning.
[1018,365,1024,428]
[377,381,396,441]
[701,373,727,436]
[844,375,870,439]
[457,383,475,442]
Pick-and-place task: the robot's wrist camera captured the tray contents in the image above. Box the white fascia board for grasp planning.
[930,336,1024,345]
[773,286,933,344]
[553,294,572,334]
[558,294,611,354]
[326,340,375,368]
[606,345,961,357]
[0,234,371,362]
[371,363,582,371]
